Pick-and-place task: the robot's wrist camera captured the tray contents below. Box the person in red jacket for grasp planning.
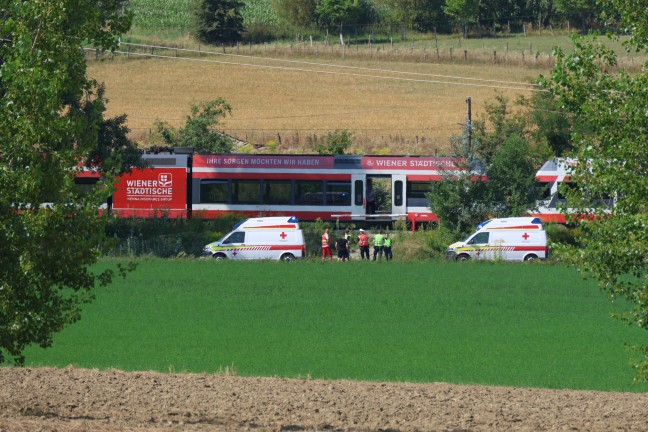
[357,229,370,260]
[321,228,332,260]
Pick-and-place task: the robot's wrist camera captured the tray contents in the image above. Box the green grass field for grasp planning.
[23,259,647,392]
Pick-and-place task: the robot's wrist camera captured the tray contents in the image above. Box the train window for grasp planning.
[263,180,292,205]
[535,182,552,200]
[232,180,261,204]
[557,182,578,200]
[201,180,229,203]
[295,181,324,205]
[407,182,430,198]
[74,177,100,197]
[406,182,431,206]
[354,180,364,206]
[325,182,351,206]
[394,180,403,207]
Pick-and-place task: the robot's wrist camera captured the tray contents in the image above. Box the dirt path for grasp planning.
[1,367,647,431]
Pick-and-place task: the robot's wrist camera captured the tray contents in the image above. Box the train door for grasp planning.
[391,175,406,217]
[351,174,365,216]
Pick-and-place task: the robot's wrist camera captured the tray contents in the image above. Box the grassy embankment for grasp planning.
[24,259,648,392]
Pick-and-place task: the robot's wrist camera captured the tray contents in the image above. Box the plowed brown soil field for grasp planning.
[1,367,647,431]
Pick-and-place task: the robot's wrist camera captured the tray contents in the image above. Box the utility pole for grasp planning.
[466,96,472,149]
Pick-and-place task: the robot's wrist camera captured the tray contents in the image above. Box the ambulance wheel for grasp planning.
[524,254,538,262]
[213,253,227,260]
[280,253,295,262]
[456,254,470,262]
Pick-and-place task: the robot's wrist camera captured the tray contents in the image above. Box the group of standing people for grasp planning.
[322,228,393,262]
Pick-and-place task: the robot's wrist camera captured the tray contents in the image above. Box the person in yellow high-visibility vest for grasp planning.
[372,230,385,261]
[383,232,393,261]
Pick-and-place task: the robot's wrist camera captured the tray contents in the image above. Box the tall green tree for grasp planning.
[272,0,318,27]
[315,0,376,32]
[554,0,601,31]
[190,0,246,45]
[0,1,133,365]
[388,0,449,33]
[444,0,479,37]
[154,99,235,154]
[430,95,550,235]
[545,0,648,379]
[428,124,490,234]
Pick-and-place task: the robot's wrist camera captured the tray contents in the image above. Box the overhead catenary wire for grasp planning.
[120,42,541,88]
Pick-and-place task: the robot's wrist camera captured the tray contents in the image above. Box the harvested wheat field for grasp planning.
[1,367,647,431]
[88,53,542,154]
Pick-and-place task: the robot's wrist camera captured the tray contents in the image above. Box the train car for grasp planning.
[530,158,614,223]
[100,149,604,226]
[110,151,192,218]
[190,153,463,225]
[531,158,572,223]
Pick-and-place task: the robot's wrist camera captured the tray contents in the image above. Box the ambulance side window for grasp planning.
[468,232,489,245]
[223,231,245,244]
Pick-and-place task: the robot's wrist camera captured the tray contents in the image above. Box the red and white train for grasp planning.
[96,148,572,225]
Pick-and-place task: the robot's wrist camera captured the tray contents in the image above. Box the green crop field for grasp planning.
[23,259,647,392]
[129,0,280,33]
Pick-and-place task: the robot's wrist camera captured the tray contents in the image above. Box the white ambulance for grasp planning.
[203,216,306,261]
[445,217,548,262]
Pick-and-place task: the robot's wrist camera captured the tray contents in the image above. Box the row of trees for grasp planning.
[191,0,607,44]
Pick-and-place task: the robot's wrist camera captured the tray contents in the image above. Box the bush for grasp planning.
[103,214,247,257]
[301,219,335,258]
[393,226,457,261]
[545,223,581,246]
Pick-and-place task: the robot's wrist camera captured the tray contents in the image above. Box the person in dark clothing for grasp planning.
[335,235,349,261]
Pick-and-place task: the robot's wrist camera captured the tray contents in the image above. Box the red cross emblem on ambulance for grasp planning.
[280,232,287,239]
[522,233,530,240]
